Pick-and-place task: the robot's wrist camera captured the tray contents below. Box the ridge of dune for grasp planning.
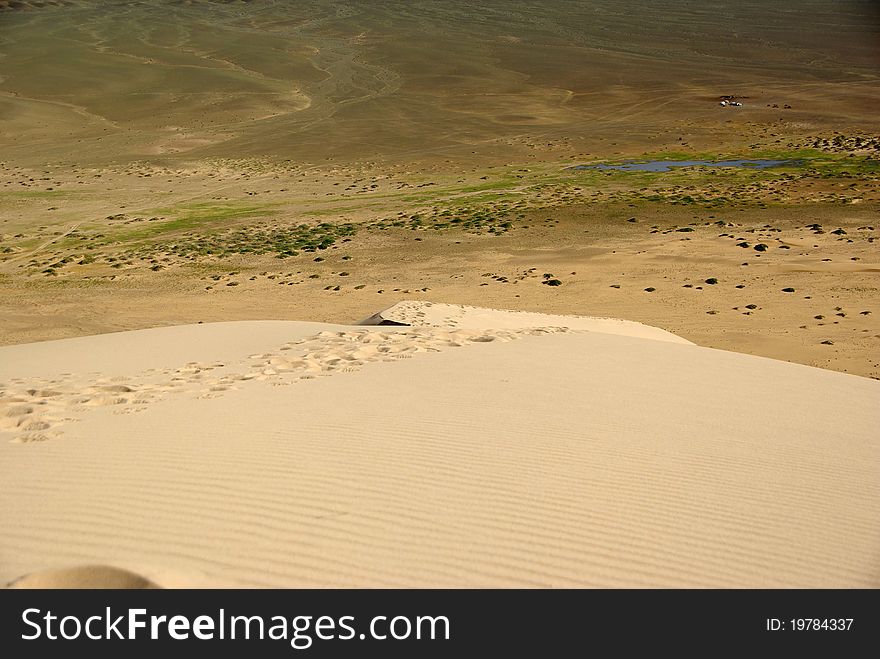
[362,301,693,344]
[0,319,569,445]
[1,308,878,588]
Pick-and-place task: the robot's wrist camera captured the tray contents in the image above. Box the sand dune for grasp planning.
[9,565,158,590]
[1,303,878,587]
[364,301,693,344]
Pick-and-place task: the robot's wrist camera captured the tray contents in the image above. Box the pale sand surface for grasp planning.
[1,304,878,588]
[8,566,159,590]
[369,301,693,343]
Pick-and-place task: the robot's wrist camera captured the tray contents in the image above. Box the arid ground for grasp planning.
[1,0,879,592]
[1,0,879,377]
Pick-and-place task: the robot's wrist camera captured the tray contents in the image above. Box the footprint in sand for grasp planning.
[3,326,570,444]
[11,431,59,444]
[114,407,146,415]
[98,384,135,393]
[17,418,51,432]
[2,403,34,417]
[25,389,62,398]
[83,395,129,407]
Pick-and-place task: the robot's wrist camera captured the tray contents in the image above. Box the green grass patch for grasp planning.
[124,220,359,261]
[130,202,279,238]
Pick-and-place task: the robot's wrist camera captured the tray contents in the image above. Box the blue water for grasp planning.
[572,159,797,172]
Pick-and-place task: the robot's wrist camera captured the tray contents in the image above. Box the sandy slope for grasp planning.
[1,303,878,588]
[364,301,693,344]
